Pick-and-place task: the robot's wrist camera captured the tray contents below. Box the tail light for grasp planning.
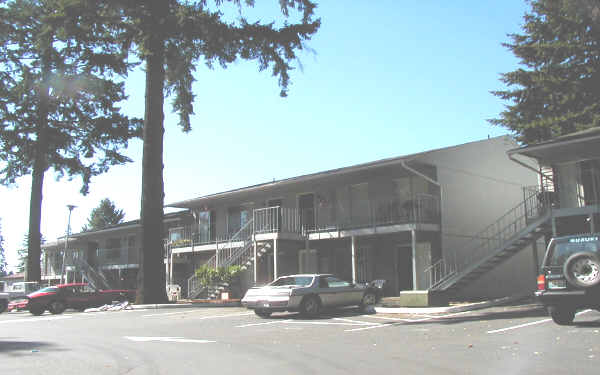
[537,274,546,291]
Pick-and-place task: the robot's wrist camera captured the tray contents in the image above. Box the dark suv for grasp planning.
[536,234,600,325]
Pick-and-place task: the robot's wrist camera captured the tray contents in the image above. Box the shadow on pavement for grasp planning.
[266,307,374,320]
[0,339,61,356]
[381,303,551,326]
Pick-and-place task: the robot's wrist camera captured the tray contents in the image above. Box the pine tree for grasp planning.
[82,198,126,232]
[103,0,320,303]
[490,0,600,144]
[0,0,141,282]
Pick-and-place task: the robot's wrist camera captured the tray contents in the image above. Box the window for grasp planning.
[350,183,369,225]
[270,276,314,287]
[549,236,600,267]
[323,276,351,288]
[106,238,121,259]
[227,206,250,235]
[197,210,214,243]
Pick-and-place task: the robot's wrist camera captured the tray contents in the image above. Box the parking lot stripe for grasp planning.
[345,322,397,332]
[333,318,380,326]
[143,309,216,317]
[237,319,293,328]
[487,309,593,334]
[190,312,254,320]
[0,315,73,324]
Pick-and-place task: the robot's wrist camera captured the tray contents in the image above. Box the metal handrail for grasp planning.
[425,186,550,289]
[186,219,254,298]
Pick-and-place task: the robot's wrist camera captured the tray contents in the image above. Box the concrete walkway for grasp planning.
[131,294,534,314]
[375,294,533,314]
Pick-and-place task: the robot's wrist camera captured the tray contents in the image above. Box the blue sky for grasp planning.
[0,1,529,270]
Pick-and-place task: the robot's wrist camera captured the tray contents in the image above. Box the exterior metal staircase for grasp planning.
[426,187,553,295]
[187,219,274,299]
[70,256,112,290]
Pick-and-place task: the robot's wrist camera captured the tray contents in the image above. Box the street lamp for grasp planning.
[61,205,76,284]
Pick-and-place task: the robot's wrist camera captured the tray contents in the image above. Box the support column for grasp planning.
[215,242,219,269]
[351,236,357,284]
[273,239,278,280]
[169,250,173,286]
[393,243,399,296]
[411,229,417,290]
[253,241,257,285]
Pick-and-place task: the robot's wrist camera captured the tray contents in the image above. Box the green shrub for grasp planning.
[195,265,243,287]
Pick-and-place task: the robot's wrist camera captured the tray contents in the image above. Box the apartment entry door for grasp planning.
[397,245,413,292]
[298,193,315,232]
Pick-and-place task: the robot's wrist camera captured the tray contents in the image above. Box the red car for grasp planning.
[24,283,136,316]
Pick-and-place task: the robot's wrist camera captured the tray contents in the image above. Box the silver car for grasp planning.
[241,274,383,318]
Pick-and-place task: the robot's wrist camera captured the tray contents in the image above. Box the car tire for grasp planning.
[254,309,272,318]
[300,295,321,318]
[548,306,575,325]
[29,307,45,316]
[563,252,600,289]
[48,301,66,315]
[360,292,377,313]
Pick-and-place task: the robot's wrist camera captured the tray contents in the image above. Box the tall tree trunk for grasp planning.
[137,5,168,304]
[26,46,51,283]
[26,159,45,282]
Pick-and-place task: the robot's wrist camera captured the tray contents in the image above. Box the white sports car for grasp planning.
[241,274,384,318]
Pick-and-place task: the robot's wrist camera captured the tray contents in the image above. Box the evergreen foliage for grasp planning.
[490,0,600,144]
[0,0,141,281]
[82,198,126,232]
[100,0,320,303]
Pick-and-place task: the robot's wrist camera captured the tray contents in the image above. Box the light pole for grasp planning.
[61,205,76,284]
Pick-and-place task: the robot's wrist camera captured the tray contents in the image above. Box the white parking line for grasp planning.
[345,322,396,332]
[487,309,593,334]
[0,315,73,324]
[237,319,293,328]
[190,312,254,320]
[333,318,380,326]
[345,310,475,332]
[143,309,216,317]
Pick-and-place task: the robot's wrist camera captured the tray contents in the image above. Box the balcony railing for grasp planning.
[311,194,441,233]
[95,247,139,266]
[253,206,303,234]
[166,194,441,249]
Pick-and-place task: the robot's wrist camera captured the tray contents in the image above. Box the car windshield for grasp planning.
[270,276,313,287]
[35,287,58,293]
[548,235,600,267]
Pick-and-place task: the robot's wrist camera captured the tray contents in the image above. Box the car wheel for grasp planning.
[29,307,45,316]
[300,295,321,318]
[548,306,575,325]
[254,309,272,318]
[360,292,377,313]
[563,252,600,288]
[48,301,66,315]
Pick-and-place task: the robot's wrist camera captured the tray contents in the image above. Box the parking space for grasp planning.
[3,302,599,374]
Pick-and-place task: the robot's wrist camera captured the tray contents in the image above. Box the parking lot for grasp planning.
[1,302,599,374]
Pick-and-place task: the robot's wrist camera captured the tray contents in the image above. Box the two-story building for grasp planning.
[41,211,192,290]
[508,127,600,236]
[165,135,540,300]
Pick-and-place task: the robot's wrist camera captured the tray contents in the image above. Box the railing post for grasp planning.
[215,241,219,270]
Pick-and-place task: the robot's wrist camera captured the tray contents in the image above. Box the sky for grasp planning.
[0,1,530,270]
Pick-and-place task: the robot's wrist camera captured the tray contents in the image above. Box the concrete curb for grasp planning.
[131,301,242,310]
[375,293,532,315]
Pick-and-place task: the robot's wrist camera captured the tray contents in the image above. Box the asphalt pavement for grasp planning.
[1,302,599,374]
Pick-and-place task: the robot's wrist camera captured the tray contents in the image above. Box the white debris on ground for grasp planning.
[84,301,133,313]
